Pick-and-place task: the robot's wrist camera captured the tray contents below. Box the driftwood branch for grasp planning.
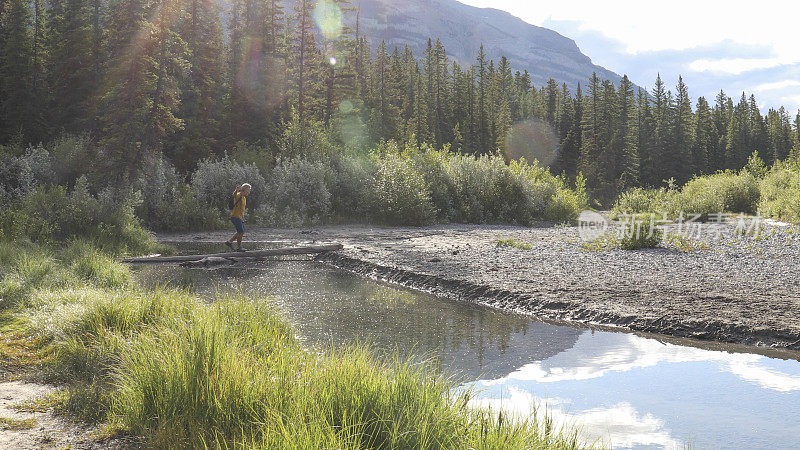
[121,243,344,264]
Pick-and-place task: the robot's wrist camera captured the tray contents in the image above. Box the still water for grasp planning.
[136,245,800,449]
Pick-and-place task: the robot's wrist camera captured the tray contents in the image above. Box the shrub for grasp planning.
[0,152,35,203]
[279,111,340,159]
[135,156,222,232]
[407,146,457,221]
[442,153,583,225]
[266,158,333,226]
[368,152,436,226]
[613,171,760,220]
[325,154,375,222]
[7,178,163,255]
[612,187,680,218]
[680,171,760,216]
[618,219,663,250]
[191,156,268,212]
[759,162,800,223]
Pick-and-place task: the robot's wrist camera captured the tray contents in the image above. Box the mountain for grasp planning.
[349,0,626,88]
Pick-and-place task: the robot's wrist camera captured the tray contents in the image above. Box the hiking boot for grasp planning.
[225,241,234,251]
[236,247,247,252]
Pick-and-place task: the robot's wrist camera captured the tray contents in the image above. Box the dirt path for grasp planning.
[0,381,128,449]
[159,221,800,351]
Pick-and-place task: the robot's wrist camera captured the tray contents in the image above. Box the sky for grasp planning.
[457,0,800,113]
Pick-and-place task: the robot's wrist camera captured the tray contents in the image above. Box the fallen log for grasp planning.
[121,243,344,264]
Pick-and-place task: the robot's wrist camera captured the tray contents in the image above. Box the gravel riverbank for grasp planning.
[160,221,800,350]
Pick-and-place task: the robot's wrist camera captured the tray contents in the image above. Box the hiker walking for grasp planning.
[226,183,251,252]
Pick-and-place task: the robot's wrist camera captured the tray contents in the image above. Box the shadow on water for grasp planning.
[134,242,800,450]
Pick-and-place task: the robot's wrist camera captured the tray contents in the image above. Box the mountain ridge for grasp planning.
[349,0,627,89]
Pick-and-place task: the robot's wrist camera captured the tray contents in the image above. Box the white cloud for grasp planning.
[475,333,800,393]
[688,58,784,75]
[458,0,800,63]
[755,80,800,92]
[779,95,800,106]
[469,388,683,449]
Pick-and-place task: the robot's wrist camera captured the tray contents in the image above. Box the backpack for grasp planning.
[227,193,242,210]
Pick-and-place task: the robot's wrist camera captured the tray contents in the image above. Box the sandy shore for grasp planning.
[160,221,800,350]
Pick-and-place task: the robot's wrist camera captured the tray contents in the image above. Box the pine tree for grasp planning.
[544,78,558,126]
[48,0,98,133]
[553,83,579,178]
[475,44,489,154]
[168,0,226,170]
[0,0,34,142]
[636,88,655,185]
[671,76,694,182]
[367,40,399,141]
[748,94,769,162]
[99,0,187,177]
[578,73,602,197]
[616,75,639,193]
[649,74,671,185]
[710,91,731,172]
[291,0,322,122]
[692,97,713,174]
[766,107,793,162]
[725,94,750,170]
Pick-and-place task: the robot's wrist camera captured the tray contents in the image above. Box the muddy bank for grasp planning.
[160,222,800,350]
[0,382,132,449]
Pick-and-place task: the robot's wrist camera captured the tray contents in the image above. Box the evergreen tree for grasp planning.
[48,0,98,134]
[710,91,731,171]
[475,44,489,154]
[725,94,750,170]
[636,88,655,185]
[291,0,322,122]
[0,0,34,142]
[168,0,226,170]
[99,0,187,177]
[766,107,793,162]
[692,97,713,174]
[615,75,639,193]
[649,74,671,185]
[748,94,769,162]
[671,76,694,182]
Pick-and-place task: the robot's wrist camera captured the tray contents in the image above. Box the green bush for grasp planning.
[368,152,436,226]
[613,171,760,220]
[680,171,760,216]
[612,187,680,217]
[1,177,164,255]
[326,154,375,222]
[759,162,800,223]
[618,219,663,250]
[135,156,222,232]
[191,156,268,212]
[279,110,341,159]
[266,158,334,226]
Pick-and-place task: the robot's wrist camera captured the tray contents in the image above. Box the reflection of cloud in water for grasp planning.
[481,332,800,393]
[469,387,682,449]
[728,360,800,392]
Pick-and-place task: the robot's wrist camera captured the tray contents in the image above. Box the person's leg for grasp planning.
[236,232,243,249]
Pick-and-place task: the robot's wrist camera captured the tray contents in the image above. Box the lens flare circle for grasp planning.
[313,0,343,40]
[503,119,558,166]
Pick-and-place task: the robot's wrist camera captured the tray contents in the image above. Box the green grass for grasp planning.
[497,238,532,250]
[0,417,37,430]
[0,239,595,449]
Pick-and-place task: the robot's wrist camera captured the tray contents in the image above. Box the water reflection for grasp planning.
[134,249,800,450]
[469,332,800,449]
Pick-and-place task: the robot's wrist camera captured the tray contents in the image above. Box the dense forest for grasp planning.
[1,0,799,209]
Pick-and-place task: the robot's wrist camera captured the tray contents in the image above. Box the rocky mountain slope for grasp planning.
[350,0,625,87]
